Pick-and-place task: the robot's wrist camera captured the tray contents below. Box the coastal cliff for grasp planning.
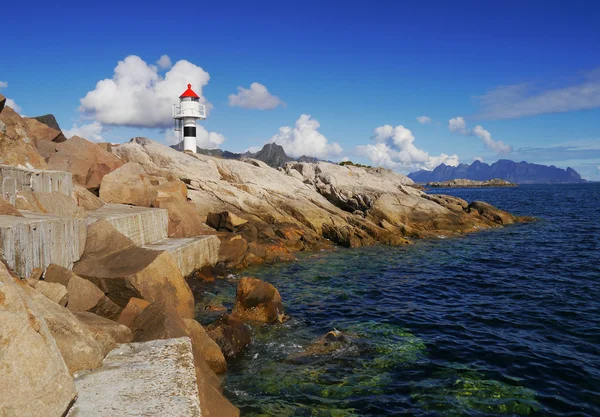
[0,99,532,417]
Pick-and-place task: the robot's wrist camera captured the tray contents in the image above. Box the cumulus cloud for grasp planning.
[269,114,342,159]
[448,116,512,154]
[228,82,285,110]
[0,81,22,113]
[357,124,459,170]
[156,55,172,69]
[448,116,467,133]
[5,98,22,113]
[473,156,484,162]
[416,116,432,124]
[475,67,600,119]
[79,55,210,128]
[63,121,104,142]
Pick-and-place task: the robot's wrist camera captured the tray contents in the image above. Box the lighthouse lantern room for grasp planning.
[173,84,206,153]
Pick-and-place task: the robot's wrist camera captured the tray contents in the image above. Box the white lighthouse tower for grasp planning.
[173,84,206,153]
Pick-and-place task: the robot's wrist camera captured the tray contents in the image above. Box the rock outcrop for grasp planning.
[0,262,77,417]
[232,277,285,323]
[110,138,523,269]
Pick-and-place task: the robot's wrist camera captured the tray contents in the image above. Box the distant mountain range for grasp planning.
[408,160,585,184]
[170,143,319,168]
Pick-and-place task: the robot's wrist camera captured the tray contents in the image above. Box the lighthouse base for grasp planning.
[183,136,196,153]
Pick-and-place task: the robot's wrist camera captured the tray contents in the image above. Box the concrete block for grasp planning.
[0,164,73,204]
[0,211,86,278]
[145,235,220,276]
[86,204,168,246]
[67,337,201,417]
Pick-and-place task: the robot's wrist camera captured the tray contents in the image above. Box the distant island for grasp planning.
[409,159,585,184]
[428,178,516,188]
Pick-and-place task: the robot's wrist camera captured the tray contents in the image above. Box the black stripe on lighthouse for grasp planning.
[184,126,196,137]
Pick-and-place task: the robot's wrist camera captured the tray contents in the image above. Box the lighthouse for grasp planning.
[173,84,206,153]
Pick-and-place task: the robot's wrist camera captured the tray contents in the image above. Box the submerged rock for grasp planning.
[232,276,286,324]
[206,314,252,358]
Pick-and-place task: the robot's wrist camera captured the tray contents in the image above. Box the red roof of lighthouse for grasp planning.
[179,83,199,99]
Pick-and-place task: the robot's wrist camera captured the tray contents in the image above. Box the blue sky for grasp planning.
[1,0,599,179]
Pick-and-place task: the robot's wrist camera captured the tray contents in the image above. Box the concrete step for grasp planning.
[0,211,86,279]
[87,204,169,246]
[0,164,73,205]
[67,338,201,417]
[144,235,220,277]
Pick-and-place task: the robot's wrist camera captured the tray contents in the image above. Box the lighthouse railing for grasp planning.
[172,103,206,119]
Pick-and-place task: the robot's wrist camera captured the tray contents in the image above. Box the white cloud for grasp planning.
[156,55,172,69]
[473,156,484,162]
[63,121,104,142]
[228,82,285,110]
[0,81,7,89]
[472,125,512,154]
[448,116,512,155]
[416,116,432,124]
[269,114,342,159]
[357,124,459,170]
[448,116,466,133]
[475,67,600,119]
[5,98,22,113]
[79,55,210,128]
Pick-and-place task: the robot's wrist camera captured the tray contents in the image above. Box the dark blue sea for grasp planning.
[195,184,600,417]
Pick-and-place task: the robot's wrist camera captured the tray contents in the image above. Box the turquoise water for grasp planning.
[194,184,600,416]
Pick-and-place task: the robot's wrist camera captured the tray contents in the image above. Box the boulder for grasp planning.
[73,220,195,319]
[22,281,106,374]
[129,301,188,342]
[117,297,150,328]
[30,114,62,131]
[23,117,64,143]
[0,197,23,217]
[74,311,133,344]
[153,190,206,238]
[184,318,227,374]
[207,211,248,232]
[218,235,248,268]
[15,190,87,218]
[206,314,252,358]
[44,263,121,320]
[0,106,47,168]
[0,93,5,112]
[232,277,285,323]
[0,262,77,417]
[72,183,105,210]
[99,162,158,207]
[35,281,68,306]
[41,135,124,190]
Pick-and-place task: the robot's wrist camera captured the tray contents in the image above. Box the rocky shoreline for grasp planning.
[0,95,533,416]
[427,178,517,188]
